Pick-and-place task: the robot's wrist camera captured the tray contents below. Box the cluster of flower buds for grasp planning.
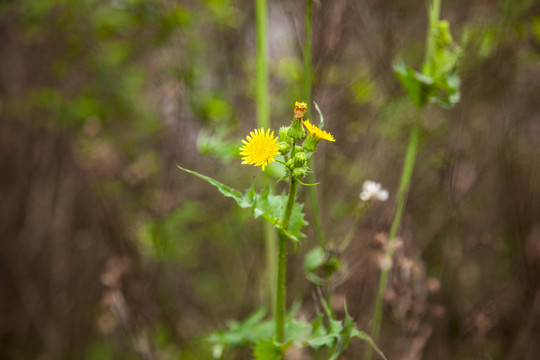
[278,102,335,180]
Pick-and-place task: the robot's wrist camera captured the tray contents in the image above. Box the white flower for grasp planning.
[360,180,389,202]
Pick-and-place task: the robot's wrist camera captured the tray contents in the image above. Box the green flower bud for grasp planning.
[279,142,290,155]
[293,167,306,179]
[302,134,320,152]
[279,126,292,143]
[286,158,294,169]
[294,152,306,166]
[287,119,305,140]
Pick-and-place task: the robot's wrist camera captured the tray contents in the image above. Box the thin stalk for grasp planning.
[370,120,421,343]
[276,178,298,343]
[255,0,276,313]
[302,0,325,248]
[307,167,325,247]
[367,3,440,356]
[303,0,312,118]
[338,203,369,253]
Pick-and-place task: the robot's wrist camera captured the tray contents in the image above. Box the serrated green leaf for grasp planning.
[284,317,312,346]
[177,167,307,243]
[249,185,308,244]
[253,339,283,360]
[177,166,250,208]
[306,313,330,349]
[351,329,387,360]
[207,308,274,351]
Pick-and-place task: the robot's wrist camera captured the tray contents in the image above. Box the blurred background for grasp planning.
[1,0,540,359]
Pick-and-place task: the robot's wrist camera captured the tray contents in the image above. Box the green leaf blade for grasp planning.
[177,166,251,208]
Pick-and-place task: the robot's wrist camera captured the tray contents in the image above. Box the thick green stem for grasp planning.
[276,178,298,343]
[367,121,421,360]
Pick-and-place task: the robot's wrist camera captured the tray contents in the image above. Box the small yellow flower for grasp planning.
[294,101,308,119]
[303,120,335,142]
[240,128,280,170]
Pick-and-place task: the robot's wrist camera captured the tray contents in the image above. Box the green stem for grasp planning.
[255,0,276,312]
[303,0,312,119]
[367,120,421,359]
[338,203,369,253]
[367,3,439,357]
[255,0,269,129]
[423,0,441,75]
[276,178,298,343]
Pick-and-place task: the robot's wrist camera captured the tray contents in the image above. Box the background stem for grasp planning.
[302,0,326,248]
[367,2,440,357]
[255,0,277,313]
[255,0,269,129]
[370,120,421,345]
[275,178,298,343]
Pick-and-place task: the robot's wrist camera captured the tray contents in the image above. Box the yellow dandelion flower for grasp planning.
[294,101,308,119]
[303,120,335,142]
[239,128,280,170]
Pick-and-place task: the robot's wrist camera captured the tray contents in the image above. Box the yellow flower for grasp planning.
[303,120,335,142]
[294,101,308,119]
[240,128,280,170]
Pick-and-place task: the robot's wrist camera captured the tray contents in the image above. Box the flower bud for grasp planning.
[293,167,306,179]
[287,119,305,140]
[279,126,292,143]
[294,152,306,166]
[279,142,290,155]
[286,158,295,169]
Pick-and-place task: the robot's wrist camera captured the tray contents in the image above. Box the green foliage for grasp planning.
[197,128,240,163]
[394,4,461,108]
[304,247,341,286]
[138,202,204,262]
[208,308,274,357]
[207,300,386,360]
[177,166,308,243]
[253,339,284,360]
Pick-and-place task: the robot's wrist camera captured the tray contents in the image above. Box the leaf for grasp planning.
[177,166,308,243]
[304,298,387,360]
[328,305,387,360]
[394,61,432,108]
[394,16,461,110]
[207,308,274,351]
[284,316,312,346]
[306,313,328,350]
[177,166,250,208]
[304,247,342,285]
[351,329,387,360]
[253,339,283,360]
[313,101,325,129]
